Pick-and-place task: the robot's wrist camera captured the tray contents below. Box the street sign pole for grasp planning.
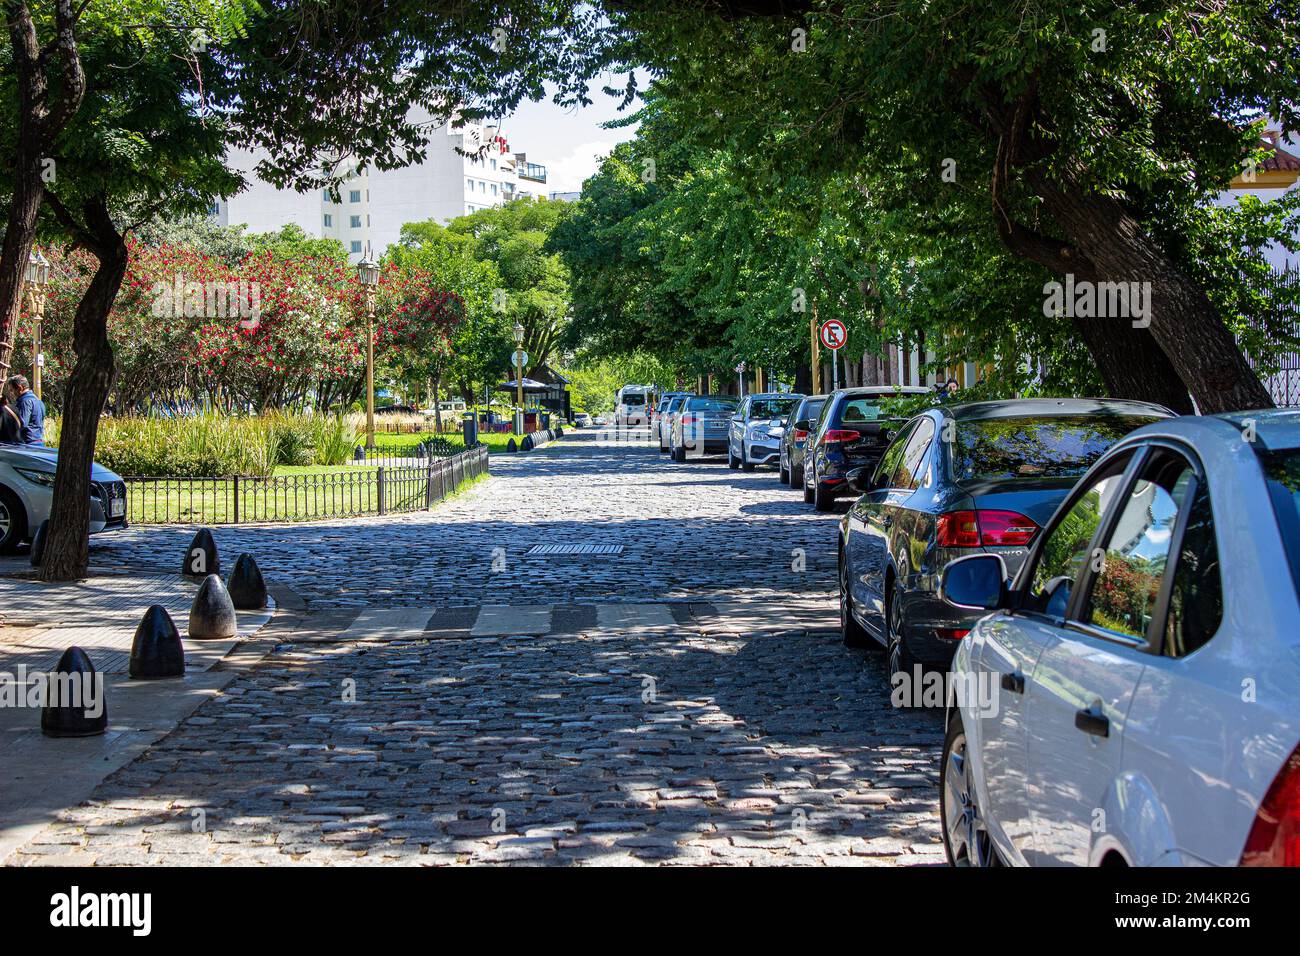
[810,305,821,393]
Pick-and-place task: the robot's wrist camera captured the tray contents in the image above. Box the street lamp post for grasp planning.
[25,250,49,399]
[356,245,380,450]
[512,321,525,436]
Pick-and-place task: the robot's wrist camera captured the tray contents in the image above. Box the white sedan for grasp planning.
[0,443,129,553]
[939,409,1300,866]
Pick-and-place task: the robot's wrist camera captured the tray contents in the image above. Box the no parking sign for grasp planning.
[819,319,847,351]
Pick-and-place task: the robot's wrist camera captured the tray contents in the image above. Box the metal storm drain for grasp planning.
[526,544,625,556]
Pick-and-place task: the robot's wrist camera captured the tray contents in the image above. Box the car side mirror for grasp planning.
[846,466,876,494]
[793,419,810,432]
[940,554,1009,611]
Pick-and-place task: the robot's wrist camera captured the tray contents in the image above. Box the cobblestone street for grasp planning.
[5,428,944,866]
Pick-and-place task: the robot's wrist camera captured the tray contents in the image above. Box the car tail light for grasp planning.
[937,510,1039,548]
[935,628,970,641]
[820,429,860,446]
[793,428,808,442]
[1241,745,1300,866]
[680,413,697,426]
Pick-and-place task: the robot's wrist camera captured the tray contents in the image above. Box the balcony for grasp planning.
[518,162,547,183]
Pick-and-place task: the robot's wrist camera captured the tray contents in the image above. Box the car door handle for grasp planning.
[1000,671,1024,694]
[1074,706,1110,738]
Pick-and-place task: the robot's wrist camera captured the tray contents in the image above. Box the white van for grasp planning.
[615,385,653,427]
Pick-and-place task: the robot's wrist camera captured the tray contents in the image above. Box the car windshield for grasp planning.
[838,394,922,425]
[1262,449,1300,592]
[689,397,739,413]
[953,414,1163,481]
[750,398,798,420]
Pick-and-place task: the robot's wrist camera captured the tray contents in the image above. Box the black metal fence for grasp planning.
[1244,267,1300,407]
[125,444,489,525]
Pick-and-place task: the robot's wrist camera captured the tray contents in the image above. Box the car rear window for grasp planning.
[798,399,825,422]
[622,393,645,406]
[953,415,1163,481]
[1262,449,1300,592]
[689,397,738,413]
[837,395,922,425]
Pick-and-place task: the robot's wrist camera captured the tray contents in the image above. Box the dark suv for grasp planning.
[804,386,932,510]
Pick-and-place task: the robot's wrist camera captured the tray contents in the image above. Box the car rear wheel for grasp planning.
[802,467,815,504]
[839,549,874,649]
[789,463,802,488]
[886,584,920,682]
[812,479,835,511]
[0,486,29,555]
[779,454,789,484]
[941,711,1001,867]
[672,444,686,463]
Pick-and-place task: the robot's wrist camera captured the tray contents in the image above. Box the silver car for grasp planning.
[728,393,803,471]
[657,393,692,452]
[939,409,1300,866]
[0,443,128,553]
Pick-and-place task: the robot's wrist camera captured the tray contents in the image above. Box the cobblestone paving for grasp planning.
[7,429,945,866]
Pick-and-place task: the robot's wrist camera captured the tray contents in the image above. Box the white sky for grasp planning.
[497,83,640,195]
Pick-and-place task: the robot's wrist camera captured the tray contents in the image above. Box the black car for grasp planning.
[837,398,1174,680]
[803,386,933,510]
[779,394,827,487]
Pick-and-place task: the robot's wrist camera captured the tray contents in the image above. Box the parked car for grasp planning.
[0,443,128,553]
[779,394,827,487]
[652,391,692,445]
[726,393,803,471]
[938,408,1300,867]
[838,398,1173,678]
[574,413,592,427]
[658,393,693,452]
[804,386,933,510]
[670,395,739,462]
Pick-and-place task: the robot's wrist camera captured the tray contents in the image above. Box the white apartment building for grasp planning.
[213,109,549,261]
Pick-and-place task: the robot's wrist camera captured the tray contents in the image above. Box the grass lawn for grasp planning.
[369,431,545,454]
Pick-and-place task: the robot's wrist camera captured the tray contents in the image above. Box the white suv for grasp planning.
[0,443,128,553]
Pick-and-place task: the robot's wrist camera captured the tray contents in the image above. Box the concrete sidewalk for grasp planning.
[0,568,281,862]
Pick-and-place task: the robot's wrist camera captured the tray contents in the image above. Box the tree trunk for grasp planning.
[433,374,442,432]
[1029,165,1270,413]
[794,359,812,394]
[0,0,85,377]
[40,200,125,582]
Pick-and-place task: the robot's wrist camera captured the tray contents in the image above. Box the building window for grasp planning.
[490,158,497,170]
[479,181,486,192]
[350,215,362,228]
[350,241,362,254]
[323,214,332,228]
[491,184,498,196]
[467,178,473,192]
[349,190,361,203]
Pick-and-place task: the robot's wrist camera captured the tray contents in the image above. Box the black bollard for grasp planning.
[227,553,268,610]
[129,605,185,679]
[189,573,238,640]
[506,437,517,453]
[41,646,107,738]
[29,518,48,567]
[182,527,220,579]
[353,445,366,461]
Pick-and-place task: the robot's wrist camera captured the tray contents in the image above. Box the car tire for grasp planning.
[728,445,739,469]
[941,710,1002,867]
[886,583,921,684]
[839,548,874,649]
[789,463,802,488]
[741,443,756,472]
[803,468,815,504]
[0,485,29,555]
[672,444,686,463]
[812,479,835,511]
[779,455,789,484]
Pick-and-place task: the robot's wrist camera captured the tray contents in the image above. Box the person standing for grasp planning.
[0,394,21,443]
[6,375,45,445]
